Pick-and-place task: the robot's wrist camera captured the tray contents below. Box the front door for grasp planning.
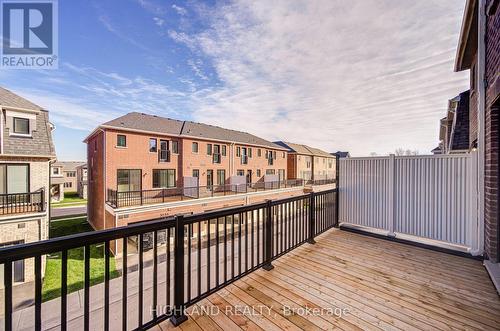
[207,170,213,188]
[246,170,252,184]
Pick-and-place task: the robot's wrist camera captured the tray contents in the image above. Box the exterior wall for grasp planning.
[104,130,181,191]
[484,0,500,262]
[87,131,105,230]
[469,53,479,147]
[62,170,78,192]
[313,156,336,179]
[77,166,88,199]
[295,154,313,180]
[232,143,287,182]
[181,138,231,186]
[0,156,50,285]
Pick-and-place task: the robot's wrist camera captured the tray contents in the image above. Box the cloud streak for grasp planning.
[170,0,469,155]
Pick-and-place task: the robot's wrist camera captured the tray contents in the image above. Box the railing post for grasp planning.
[262,200,274,271]
[162,189,165,203]
[335,154,340,227]
[40,189,45,212]
[308,192,316,244]
[140,191,143,206]
[170,215,187,326]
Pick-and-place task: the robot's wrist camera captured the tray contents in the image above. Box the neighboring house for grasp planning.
[274,141,336,180]
[0,87,55,286]
[50,161,85,201]
[76,163,88,199]
[454,0,500,288]
[433,91,470,154]
[332,151,350,158]
[84,112,292,232]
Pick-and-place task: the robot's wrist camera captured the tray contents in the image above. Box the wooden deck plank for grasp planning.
[159,228,500,331]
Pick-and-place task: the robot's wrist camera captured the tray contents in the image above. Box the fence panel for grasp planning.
[339,153,480,253]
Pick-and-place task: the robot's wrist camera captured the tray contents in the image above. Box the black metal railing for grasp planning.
[0,190,45,215]
[305,178,337,186]
[106,179,306,208]
[159,150,171,162]
[0,189,337,331]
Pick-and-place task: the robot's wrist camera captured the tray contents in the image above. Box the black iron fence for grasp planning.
[0,190,45,215]
[106,179,307,208]
[0,189,337,331]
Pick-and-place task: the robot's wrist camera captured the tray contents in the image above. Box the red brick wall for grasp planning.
[484,0,500,261]
[87,131,105,230]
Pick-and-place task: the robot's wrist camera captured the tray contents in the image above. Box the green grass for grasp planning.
[43,217,120,301]
[52,191,87,208]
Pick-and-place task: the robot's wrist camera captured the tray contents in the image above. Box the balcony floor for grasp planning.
[157,228,500,331]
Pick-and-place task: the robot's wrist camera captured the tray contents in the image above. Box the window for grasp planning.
[217,169,226,185]
[282,152,286,158]
[213,145,221,163]
[248,148,252,158]
[153,169,176,188]
[256,169,261,177]
[66,171,76,177]
[237,170,244,176]
[117,169,141,192]
[0,164,29,194]
[306,161,311,168]
[64,182,72,188]
[236,147,241,157]
[279,169,285,181]
[222,145,227,156]
[266,169,276,175]
[52,167,60,176]
[149,138,157,152]
[13,117,29,135]
[192,169,199,178]
[207,144,212,155]
[172,141,179,154]
[159,140,170,162]
[258,149,261,157]
[117,134,127,147]
[192,142,198,153]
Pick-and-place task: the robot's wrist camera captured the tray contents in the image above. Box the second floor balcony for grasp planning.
[0,190,45,216]
[106,180,306,208]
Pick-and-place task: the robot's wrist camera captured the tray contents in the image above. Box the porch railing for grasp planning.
[0,189,337,331]
[0,190,45,215]
[106,179,307,208]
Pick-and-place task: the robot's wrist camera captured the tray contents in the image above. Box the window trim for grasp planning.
[117,134,127,148]
[12,117,30,136]
[116,169,142,192]
[172,140,179,154]
[149,138,157,153]
[0,163,30,194]
[152,169,176,189]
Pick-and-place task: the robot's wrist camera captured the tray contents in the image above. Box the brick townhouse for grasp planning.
[0,87,55,286]
[50,161,85,202]
[454,0,500,288]
[85,112,297,234]
[274,141,336,181]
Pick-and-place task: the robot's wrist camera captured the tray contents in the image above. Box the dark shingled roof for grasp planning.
[0,87,55,157]
[332,151,350,158]
[101,112,285,150]
[274,141,334,158]
[0,87,43,110]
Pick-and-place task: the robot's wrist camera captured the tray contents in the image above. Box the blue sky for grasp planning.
[1,0,469,160]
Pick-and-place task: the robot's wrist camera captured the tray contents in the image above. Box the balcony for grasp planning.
[1,188,499,331]
[268,157,274,165]
[0,190,45,216]
[159,150,171,163]
[212,153,221,164]
[241,155,248,164]
[106,180,306,208]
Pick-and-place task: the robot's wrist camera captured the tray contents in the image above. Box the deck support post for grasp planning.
[170,215,188,326]
[335,154,340,227]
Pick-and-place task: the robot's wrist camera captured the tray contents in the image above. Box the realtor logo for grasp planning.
[1,0,58,68]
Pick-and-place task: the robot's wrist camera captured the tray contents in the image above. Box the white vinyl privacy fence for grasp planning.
[339,153,481,255]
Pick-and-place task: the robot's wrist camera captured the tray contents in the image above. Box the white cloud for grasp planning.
[172,4,187,16]
[153,17,165,26]
[176,0,469,156]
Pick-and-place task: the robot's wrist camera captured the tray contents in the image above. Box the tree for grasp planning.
[394,148,419,156]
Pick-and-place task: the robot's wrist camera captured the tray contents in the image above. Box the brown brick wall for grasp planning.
[484,0,500,261]
[87,131,105,230]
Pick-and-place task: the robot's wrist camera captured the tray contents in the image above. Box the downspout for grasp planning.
[476,0,486,256]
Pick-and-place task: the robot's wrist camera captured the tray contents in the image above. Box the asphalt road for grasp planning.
[50,205,87,218]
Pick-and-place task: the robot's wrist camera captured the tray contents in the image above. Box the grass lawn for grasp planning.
[43,217,120,301]
[52,191,87,208]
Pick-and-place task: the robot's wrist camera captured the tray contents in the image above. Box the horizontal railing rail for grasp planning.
[106,179,308,208]
[0,189,338,331]
[0,190,45,215]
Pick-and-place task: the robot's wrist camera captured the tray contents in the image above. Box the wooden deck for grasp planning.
[156,228,500,331]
